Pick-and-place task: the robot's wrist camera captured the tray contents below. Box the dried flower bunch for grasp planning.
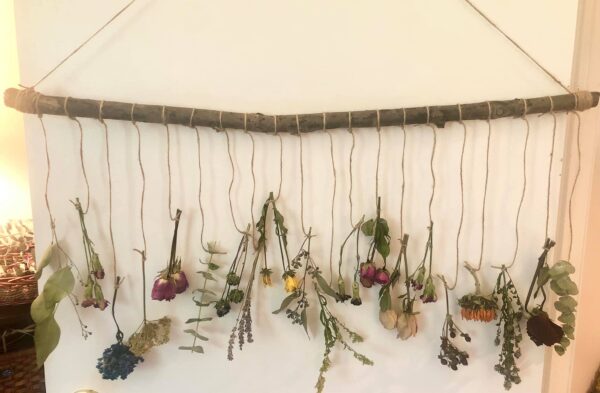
[458,264,497,323]
[492,267,524,390]
[438,281,470,371]
[128,249,171,357]
[180,242,224,354]
[395,235,419,340]
[151,209,189,301]
[268,193,294,290]
[410,225,437,303]
[0,219,35,278]
[72,198,108,310]
[226,197,270,360]
[216,232,250,317]
[524,238,578,355]
[314,281,373,393]
[377,234,406,333]
[359,198,391,289]
[335,216,364,304]
[97,278,143,380]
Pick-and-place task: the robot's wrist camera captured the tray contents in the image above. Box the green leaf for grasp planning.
[193,288,217,296]
[376,239,390,259]
[549,260,575,279]
[30,294,54,324]
[273,292,299,314]
[185,317,212,324]
[184,329,209,341]
[554,345,566,356]
[208,263,220,271]
[361,219,375,236]
[34,316,60,367]
[560,337,571,348]
[537,266,550,287]
[301,308,309,337]
[558,296,577,309]
[197,271,216,281]
[178,345,204,353]
[42,267,75,306]
[552,276,578,296]
[379,289,391,312]
[558,312,575,325]
[35,244,57,280]
[315,274,340,301]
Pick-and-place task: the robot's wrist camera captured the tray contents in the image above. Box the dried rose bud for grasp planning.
[81,298,96,308]
[360,262,376,281]
[374,268,391,285]
[379,309,398,330]
[420,276,437,304]
[172,271,189,294]
[91,253,105,280]
[360,276,374,288]
[151,277,176,301]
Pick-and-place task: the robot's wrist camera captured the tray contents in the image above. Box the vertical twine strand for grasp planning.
[476,102,493,271]
[64,97,90,214]
[449,105,468,290]
[567,96,582,261]
[273,116,283,201]
[297,115,309,237]
[544,96,557,240]
[164,107,176,221]
[507,99,530,269]
[325,113,337,283]
[400,109,407,236]
[375,110,382,201]
[427,107,437,226]
[190,110,207,251]
[348,112,356,227]
[244,114,258,248]
[99,101,118,282]
[224,129,245,234]
[132,104,147,254]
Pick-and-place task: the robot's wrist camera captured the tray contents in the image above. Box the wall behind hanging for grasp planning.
[13,1,580,392]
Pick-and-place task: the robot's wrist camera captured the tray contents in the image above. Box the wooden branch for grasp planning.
[4,88,599,132]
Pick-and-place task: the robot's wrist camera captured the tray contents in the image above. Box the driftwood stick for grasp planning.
[4,88,599,132]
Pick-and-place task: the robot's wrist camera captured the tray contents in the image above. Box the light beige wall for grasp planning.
[0,0,29,222]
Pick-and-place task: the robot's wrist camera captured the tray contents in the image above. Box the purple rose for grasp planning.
[173,271,189,294]
[152,277,176,301]
[374,268,391,285]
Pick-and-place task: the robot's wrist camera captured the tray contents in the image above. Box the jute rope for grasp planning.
[64,96,90,214]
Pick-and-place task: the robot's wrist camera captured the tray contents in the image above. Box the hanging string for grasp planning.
[99,101,118,283]
[400,109,407,236]
[244,114,258,249]
[324,113,337,284]
[297,115,310,237]
[474,102,493,271]
[448,104,468,290]
[164,107,176,221]
[567,95,582,261]
[348,112,356,227]
[64,97,90,214]
[189,109,208,251]
[131,104,147,254]
[506,99,530,269]
[273,116,283,201]
[224,128,246,235]
[35,93,62,264]
[375,110,382,201]
[26,0,138,89]
[426,107,437,226]
[463,0,570,94]
[131,103,149,323]
[544,96,557,240]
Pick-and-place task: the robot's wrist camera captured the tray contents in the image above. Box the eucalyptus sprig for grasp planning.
[179,242,225,355]
[227,196,270,360]
[314,281,373,393]
[492,267,524,390]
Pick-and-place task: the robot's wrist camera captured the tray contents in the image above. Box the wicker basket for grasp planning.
[0,347,45,393]
[0,220,37,307]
